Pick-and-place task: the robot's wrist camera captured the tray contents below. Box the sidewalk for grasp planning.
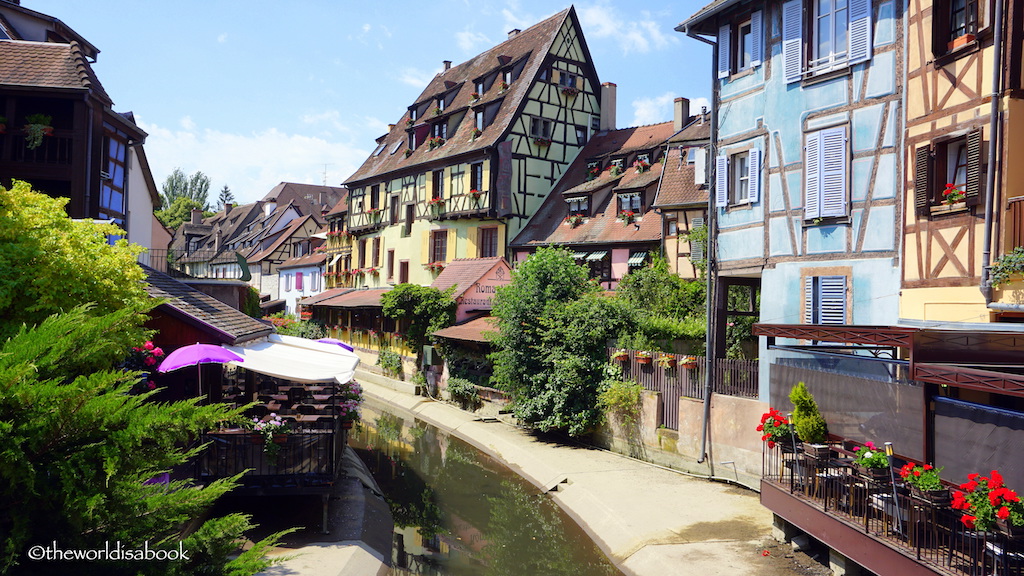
[359,375,781,576]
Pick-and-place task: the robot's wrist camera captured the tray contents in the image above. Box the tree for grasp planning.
[616,257,704,319]
[380,284,456,366]
[0,181,151,342]
[154,196,207,231]
[218,185,235,207]
[160,168,211,211]
[0,307,287,575]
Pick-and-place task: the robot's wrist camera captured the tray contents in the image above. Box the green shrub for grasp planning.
[790,381,828,444]
[598,375,643,426]
[446,377,482,411]
[990,246,1024,287]
[377,349,404,380]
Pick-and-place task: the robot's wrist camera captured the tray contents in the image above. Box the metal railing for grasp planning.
[140,249,238,279]
[197,429,342,485]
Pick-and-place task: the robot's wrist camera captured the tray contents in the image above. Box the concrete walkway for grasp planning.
[358,376,778,576]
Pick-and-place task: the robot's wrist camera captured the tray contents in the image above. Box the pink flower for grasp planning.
[143,341,155,351]
[143,356,156,366]
[147,381,156,390]
[152,347,164,357]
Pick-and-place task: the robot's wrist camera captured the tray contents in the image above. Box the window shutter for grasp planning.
[447,228,457,261]
[818,276,847,324]
[782,0,803,84]
[804,132,821,219]
[718,24,731,79]
[690,217,705,263]
[575,75,583,90]
[914,145,932,215]
[694,147,707,185]
[751,10,763,67]
[747,149,761,203]
[820,127,848,217]
[467,226,478,257]
[965,129,983,203]
[296,272,303,291]
[715,155,729,207]
[803,276,815,324]
[497,224,506,257]
[421,230,431,264]
[848,0,873,65]
[552,70,561,85]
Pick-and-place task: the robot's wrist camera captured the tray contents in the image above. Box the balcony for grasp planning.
[197,429,344,487]
[763,443,1022,575]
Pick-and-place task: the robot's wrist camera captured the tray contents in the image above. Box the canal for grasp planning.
[351,404,623,576]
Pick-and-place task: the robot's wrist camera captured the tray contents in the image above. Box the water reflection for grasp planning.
[351,407,621,576]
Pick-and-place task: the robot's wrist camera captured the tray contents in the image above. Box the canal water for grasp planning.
[350,404,622,576]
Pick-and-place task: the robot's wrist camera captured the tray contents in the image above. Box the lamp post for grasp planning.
[885,441,903,536]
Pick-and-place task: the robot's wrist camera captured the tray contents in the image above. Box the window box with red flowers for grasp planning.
[352,268,366,278]
[634,350,652,365]
[633,159,651,173]
[470,91,481,101]
[425,261,445,273]
[951,470,1024,534]
[899,462,950,505]
[851,441,891,482]
[433,107,443,116]
[366,267,380,277]
[499,81,509,92]
[470,128,482,140]
[468,189,485,206]
[655,354,676,369]
[610,165,624,177]
[404,149,414,158]
[561,86,579,97]
[586,165,602,181]
[533,137,551,147]
[427,136,445,150]
[943,183,966,206]
[619,210,636,224]
[366,207,384,222]
[756,408,796,451]
[565,214,583,227]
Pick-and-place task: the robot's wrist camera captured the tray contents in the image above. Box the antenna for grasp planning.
[322,163,333,186]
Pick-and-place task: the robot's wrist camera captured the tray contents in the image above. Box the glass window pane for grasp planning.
[818,15,832,56]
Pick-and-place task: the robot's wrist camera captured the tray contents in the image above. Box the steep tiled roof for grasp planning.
[142,265,273,345]
[279,252,327,270]
[263,182,345,216]
[430,257,507,299]
[616,161,664,191]
[670,113,711,144]
[562,171,623,196]
[324,194,349,218]
[433,315,499,343]
[654,146,708,208]
[0,40,110,104]
[317,288,391,308]
[345,8,572,184]
[299,288,353,307]
[246,215,312,264]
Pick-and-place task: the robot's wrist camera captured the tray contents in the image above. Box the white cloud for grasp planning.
[689,97,712,116]
[397,67,439,88]
[456,29,491,53]
[217,33,228,44]
[180,116,196,131]
[578,2,677,54]
[631,92,677,126]
[502,0,535,32]
[362,23,371,33]
[138,120,369,205]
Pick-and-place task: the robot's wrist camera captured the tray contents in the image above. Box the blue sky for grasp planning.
[38,1,712,205]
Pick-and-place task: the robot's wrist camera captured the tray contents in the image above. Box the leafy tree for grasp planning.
[0,181,150,342]
[161,167,211,211]
[380,284,456,366]
[218,185,235,207]
[616,257,704,319]
[0,307,287,575]
[154,196,206,231]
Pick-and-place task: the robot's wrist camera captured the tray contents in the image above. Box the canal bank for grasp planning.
[356,370,783,576]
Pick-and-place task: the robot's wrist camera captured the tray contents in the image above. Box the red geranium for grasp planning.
[951,470,1024,531]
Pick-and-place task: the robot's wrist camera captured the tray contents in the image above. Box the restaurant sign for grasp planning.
[456,265,510,311]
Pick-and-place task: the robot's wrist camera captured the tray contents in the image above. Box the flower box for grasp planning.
[634,352,652,365]
[803,443,831,459]
[681,356,699,370]
[854,464,891,483]
[997,519,1024,540]
[655,354,677,369]
[948,33,976,51]
[912,486,952,506]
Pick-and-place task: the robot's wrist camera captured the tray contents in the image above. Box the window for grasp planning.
[351,188,365,212]
[559,71,578,88]
[370,184,380,210]
[372,237,381,268]
[437,97,446,112]
[410,107,418,121]
[399,261,409,284]
[667,219,678,236]
[390,195,400,225]
[431,230,447,263]
[479,227,498,258]
[502,69,512,85]
[688,216,707,262]
[714,149,761,206]
[914,130,983,214]
[358,239,367,269]
[530,117,552,139]
[470,163,484,192]
[637,153,650,165]
[933,0,980,54]
[718,11,762,78]
[432,170,444,200]
[312,272,320,292]
[567,196,589,216]
[611,158,624,170]
[387,249,395,281]
[475,110,485,131]
[450,166,465,197]
[404,204,414,237]
[432,122,447,140]
[476,80,486,94]
[779,0,871,83]
[618,192,641,214]
[296,272,303,291]
[576,125,587,145]
[803,275,848,324]
[284,274,292,292]
[591,116,600,131]
[803,127,847,219]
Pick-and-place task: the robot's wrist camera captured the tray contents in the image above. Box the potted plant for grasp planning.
[756,408,796,451]
[790,382,829,458]
[610,349,628,363]
[948,33,976,51]
[951,470,1024,535]
[619,210,636,225]
[427,196,446,214]
[433,106,443,116]
[680,355,699,369]
[468,188,484,204]
[561,86,579,97]
[427,136,445,150]
[899,462,949,505]
[851,441,891,482]
[470,91,481,101]
[499,80,509,92]
[533,137,551,147]
[565,214,583,227]
[404,148,414,158]
[587,165,602,181]
[366,207,384,222]
[942,183,965,205]
[335,379,364,428]
[633,159,651,173]
[23,113,53,150]
[425,261,446,273]
[655,353,677,369]
[470,128,482,140]
[634,351,653,365]
[248,414,291,465]
[610,165,624,177]
[406,119,415,127]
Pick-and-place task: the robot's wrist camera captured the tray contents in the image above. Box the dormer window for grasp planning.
[410,107,418,121]
[611,159,624,169]
[637,153,650,164]
[502,69,512,85]
[530,117,552,139]
[476,80,486,94]
[437,97,446,112]
[475,110,485,131]
[559,71,578,88]
[567,196,589,216]
[618,192,641,214]
[432,123,447,140]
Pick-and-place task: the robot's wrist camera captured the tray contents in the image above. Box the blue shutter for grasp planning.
[751,10,763,68]
[782,0,803,83]
[804,132,821,219]
[818,276,847,324]
[716,155,729,207]
[803,276,815,324]
[747,149,761,203]
[718,24,731,79]
[820,127,848,217]
[848,0,873,65]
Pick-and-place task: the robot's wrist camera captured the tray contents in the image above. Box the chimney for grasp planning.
[600,82,617,131]
[443,60,452,71]
[190,208,202,226]
[701,106,707,125]
[508,29,521,39]
[674,97,690,132]
[215,228,222,252]
[224,202,233,215]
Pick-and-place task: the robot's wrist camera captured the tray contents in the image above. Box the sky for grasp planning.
[38,0,712,206]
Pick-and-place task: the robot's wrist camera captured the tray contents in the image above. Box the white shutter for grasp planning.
[782,0,803,84]
[694,147,707,186]
[690,217,705,262]
[715,155,729,207]
[820,127,848,217]
[803,276,815,324]
[804,132,821,219]
[751,10,763,67]
[818,276,847,324]
[718,24,731,79]
[747,149,761,203]
[848,0,873,65]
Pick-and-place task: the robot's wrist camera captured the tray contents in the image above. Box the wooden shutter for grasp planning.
[716,155,729,206]
[820,127,848,217]
[782,0,803,83]
[497,224,506,258]
[914,144,932,216]
[552,70,561,85]
[690,217,705,262]
[965,129,983,203]
[747,149,761,203]
[421,230,431,264]
[804,132,821,219]
[751,11,763,67]
[848,0,873,65]
[446,228,457,261]
[718,24,731,79]
[803,276,815,324]
[819,276,847,324]
[467,226,479,258]
[575,75,583,90]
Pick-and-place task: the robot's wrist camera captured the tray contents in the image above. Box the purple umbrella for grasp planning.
[317,338,354,352]
[158,343,243,397]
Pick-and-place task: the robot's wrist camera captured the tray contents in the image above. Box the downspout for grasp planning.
[981,0,1006,304]
[683,26,718,464]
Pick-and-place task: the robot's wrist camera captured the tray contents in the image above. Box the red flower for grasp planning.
[991,470,1005,489]
[923,464,933,471]
[756,424,764,432]
[998,506,1011,520]
[952,491,969,510]
[968,473,981,481]
[147,381,156,390]
[767,440,776,449]
[961,515,977,529]
[914,470,922,477]
[152,347,164,357]
[961,480,979,493]
[143,341,155,351]
[762,550,770,556]
[143,356,156,366]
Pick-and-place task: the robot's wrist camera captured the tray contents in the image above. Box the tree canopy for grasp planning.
[160,168,211,211]
[380,284,456,365]
[218,185,235,207]
[154,196,208,231]
[0,181,151,341]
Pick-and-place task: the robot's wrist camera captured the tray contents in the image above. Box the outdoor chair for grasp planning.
[296,404,317,415]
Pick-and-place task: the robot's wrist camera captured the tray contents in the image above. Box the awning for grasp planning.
[586,251,608,261]
[628,251,648,265]
[223,334,360,384]
[571,251,587,259]
[329,254,342,267]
